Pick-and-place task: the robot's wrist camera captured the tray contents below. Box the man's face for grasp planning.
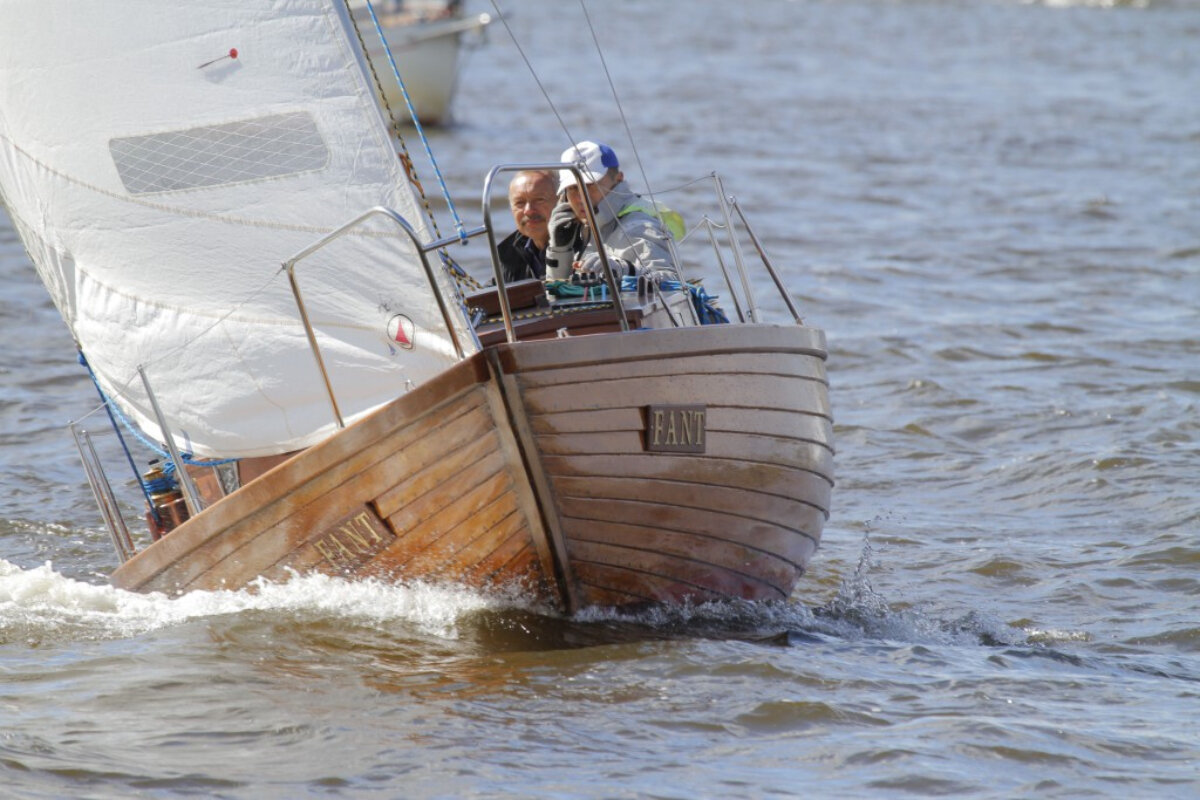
[566,171,618,222]
[508,174,556,245]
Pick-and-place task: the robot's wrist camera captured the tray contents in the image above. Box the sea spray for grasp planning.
[0,559,540,646]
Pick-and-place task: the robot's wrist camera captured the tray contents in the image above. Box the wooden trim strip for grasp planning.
[483,348,579,613]
[512,352,829,389]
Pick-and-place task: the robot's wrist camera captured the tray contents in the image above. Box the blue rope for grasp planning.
[78,351,161,522]
[142,473,176,495]
[616,277,731,325]
[363,0,468,243]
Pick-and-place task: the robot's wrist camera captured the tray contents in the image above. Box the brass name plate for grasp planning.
[644,404,707,453]
[310,505,396,571]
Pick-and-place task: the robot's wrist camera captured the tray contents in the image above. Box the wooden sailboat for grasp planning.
[0,0,832,614]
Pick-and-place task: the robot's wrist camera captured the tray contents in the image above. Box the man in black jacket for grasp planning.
[496,169,557,283]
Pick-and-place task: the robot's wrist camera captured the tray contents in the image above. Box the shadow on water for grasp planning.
[452,601,819,652]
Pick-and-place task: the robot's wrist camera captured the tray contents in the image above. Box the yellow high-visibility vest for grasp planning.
[618,202,686,241]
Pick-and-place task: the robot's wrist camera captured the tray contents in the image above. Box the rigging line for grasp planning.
[577,0,686,278]
[362,0,467,241]
[343,0,443,241]
[342,2,475,293]
[650,173,722,196]
[77,351,161,523]
[71,366,236,468]
[488,0,577,147]
[578,0,657,209]
[100,377,238,467]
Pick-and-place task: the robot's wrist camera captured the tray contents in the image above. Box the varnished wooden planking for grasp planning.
[493,324,828,376]
[539,429,833,468]
[534,434,834,488]
[560,515,806,589]
[518,373,832,419]
[111,321,834,613]
[112,355,493,591]
[394,475,522,577]
[381,457,514,564]
[530,406,833,444]
[558,499,815,570]
[300,441,510,575]
[504,327,834,606]
[553,475,829,534]
[568,568,656,607]
[570,539,789,602]
[486,538,548,591]
[451,510,531,582]
[511,351,829,390]
[541,452,832,510]
[364,491,542,595]
[373,413,502,522]
[476,373,568,605]
[485,349,582,612]
[143,386,494,591]
[418,499,527,584]
[250,404,500,582]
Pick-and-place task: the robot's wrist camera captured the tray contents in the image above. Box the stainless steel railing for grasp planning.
[281,205,487,428]
[675,172,805,325]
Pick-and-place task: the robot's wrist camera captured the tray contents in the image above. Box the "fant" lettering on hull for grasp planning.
[644,404,707,453]
[310,506,396,571]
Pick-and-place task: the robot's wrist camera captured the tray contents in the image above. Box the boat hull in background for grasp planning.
[359,8,491,125]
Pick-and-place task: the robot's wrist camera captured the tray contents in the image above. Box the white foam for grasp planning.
[0,558,536,642]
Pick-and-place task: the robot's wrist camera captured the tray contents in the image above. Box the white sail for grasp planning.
[0,0,474,458]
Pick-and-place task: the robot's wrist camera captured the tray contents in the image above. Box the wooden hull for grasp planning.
[111,324,834,613]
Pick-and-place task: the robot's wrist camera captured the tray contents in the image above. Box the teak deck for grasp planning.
[111,323,834,613]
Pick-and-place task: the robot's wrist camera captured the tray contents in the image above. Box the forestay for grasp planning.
[0,0,473,458]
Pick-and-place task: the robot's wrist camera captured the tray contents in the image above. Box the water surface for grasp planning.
[2,1,1198,797]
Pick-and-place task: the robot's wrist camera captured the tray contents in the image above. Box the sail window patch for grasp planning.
[109,112,329,195]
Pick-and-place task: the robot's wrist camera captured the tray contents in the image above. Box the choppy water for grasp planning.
[2,0,1198,797]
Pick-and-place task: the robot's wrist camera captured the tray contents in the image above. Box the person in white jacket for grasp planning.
[545,140,681,284]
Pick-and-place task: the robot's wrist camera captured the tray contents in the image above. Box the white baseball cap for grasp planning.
[558,140,619,193]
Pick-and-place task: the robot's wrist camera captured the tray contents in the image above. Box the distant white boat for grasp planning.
[353,1,491,126]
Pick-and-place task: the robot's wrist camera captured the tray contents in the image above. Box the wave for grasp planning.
[0,558,542,646]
